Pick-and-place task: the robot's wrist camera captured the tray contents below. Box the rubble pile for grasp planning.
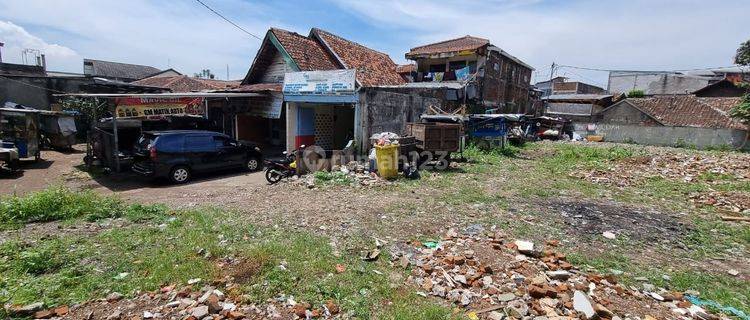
[572,151,750,214]
[689,191,750,214]
[393,228,727,320]
[9,278,341,320]
[573,153,749,187]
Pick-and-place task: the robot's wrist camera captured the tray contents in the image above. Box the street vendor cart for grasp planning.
[39,111,78,150]
[0,106,41,161]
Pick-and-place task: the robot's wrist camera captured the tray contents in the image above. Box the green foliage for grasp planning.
[736,39,750,66]
[627,89,645,98]
[60,97,109,120]
[313,171,354,185]
[0,186,167,229]
[729,94,750,124]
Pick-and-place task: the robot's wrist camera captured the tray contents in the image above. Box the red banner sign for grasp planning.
[115,97,205,118]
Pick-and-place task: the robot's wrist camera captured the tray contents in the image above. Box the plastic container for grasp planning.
[375,144,399,179]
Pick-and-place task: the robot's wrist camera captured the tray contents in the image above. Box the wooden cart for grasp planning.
[405,122,462,169]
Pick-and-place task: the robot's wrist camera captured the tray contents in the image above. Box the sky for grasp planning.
[0,0,748,88]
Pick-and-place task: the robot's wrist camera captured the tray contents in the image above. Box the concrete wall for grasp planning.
[0,76,90,109]
[595,123,749,150]
[598,101,660,126]
[358,87,442,152]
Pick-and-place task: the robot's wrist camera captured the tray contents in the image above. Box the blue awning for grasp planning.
[283,94,358,104]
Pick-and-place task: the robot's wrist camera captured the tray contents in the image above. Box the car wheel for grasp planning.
[245,156,261,171]
[170,165,191,184]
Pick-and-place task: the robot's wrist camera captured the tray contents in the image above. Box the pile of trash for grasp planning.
[390,228,731,320]
[289,161,393,188]
[9,277,341,320]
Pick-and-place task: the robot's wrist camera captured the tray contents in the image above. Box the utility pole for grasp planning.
[549,62,556,82]
[0,42,4,63]
[226,64,229,80]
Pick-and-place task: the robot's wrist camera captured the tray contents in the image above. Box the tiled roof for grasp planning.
[269,28,339,71]
[406,36,489,58]
[83,59,161,81]
[622,96,746,130]
[396,64,416,73]
[232,83,282,92]
[312,28,405,87]
[132,75,239,92]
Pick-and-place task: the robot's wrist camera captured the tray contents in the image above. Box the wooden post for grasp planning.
[111,99,120,172]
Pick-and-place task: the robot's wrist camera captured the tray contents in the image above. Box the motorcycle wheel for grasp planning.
[265,168,283,184]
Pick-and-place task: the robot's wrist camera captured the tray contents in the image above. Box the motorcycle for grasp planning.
[264,146,303,184]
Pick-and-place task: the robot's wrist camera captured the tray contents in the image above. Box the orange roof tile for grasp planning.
[406,36,489,58]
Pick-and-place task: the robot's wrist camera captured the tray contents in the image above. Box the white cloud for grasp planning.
[0,20,80,71]
[332,0,750,87]
[0,0,274,79]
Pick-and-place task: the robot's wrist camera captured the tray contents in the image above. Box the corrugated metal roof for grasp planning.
[83,59,161,80]
[544,94,613,101]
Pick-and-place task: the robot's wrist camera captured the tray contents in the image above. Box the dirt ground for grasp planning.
[2,141,749,319]
[0,144,268,197]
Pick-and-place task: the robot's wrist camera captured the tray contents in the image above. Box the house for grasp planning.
[692,79,749,97]
[551,81,605,95]
[83,59,161,82]
[140,68,182,79]
[0,61,165,111]
[542,93,614,122]
[405,35,534,114]
[132,75,239,92]
[230,27,406,152]
[396,64,416,82]
[594,96,748,149]
[608,70,712,96]
[534,76,567,97]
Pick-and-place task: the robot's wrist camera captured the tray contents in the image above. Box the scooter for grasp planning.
[264,145,303,184]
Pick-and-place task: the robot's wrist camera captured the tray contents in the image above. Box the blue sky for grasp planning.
[0,0,748,87]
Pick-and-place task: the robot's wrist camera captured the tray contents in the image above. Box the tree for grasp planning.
[729,39,750,150]
[736,39,750,66]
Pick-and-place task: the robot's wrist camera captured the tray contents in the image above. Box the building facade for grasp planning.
[405,36,534,114]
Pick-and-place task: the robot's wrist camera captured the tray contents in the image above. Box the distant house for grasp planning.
[534,76,567,97]
[405,35,534,113]
[140,68,182,79]
[692,79,749,97]
[551,81,605,95]
[396,64,416,82]
[543,93,614,122]
[132,75,239,92]
[83,59,161,82]
[594,96,748,149]
[607,71,711,96]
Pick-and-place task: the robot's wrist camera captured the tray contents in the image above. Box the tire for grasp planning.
[169,165,191,184]
[265,168,283,184]
[245,156,261,171]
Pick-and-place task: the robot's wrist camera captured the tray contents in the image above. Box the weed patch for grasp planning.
[0,187,167,229]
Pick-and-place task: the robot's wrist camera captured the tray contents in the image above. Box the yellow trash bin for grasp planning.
[375,144,399,179]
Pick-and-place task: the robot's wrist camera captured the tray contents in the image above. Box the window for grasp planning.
[449,61,467,71]
[213,135,233,148]
[185,135,215,152]
[155,135,184,152]
[429,64,445,73]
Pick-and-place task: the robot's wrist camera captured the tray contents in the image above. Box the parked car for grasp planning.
[132,130,262,183]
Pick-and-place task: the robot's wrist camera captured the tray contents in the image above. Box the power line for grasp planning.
[194,0,263,41]
[556,64,746,73]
